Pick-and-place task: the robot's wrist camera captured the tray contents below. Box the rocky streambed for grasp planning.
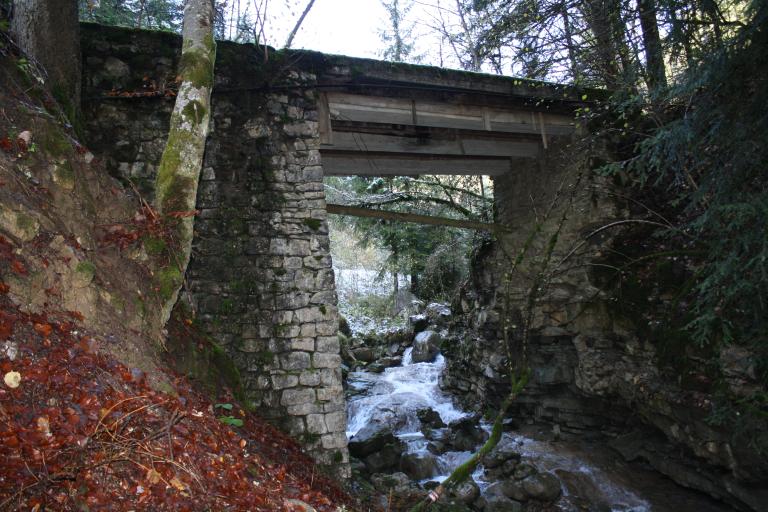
[342,304,737,512]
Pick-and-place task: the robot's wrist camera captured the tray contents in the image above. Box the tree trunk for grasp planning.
[284,0,317,49]
[11,0,81,120]
[638,0,667,90]
[561,2,582,83]
[154,0,216,329]
[582,0,622,87]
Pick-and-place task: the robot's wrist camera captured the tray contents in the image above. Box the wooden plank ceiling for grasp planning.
[319,91,577,177]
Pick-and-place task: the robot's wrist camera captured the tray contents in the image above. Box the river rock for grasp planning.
[352,346,376,362]
[521,472,562,501]
[418,408,447,429]
[447,416,488,451]
[451,478,480,504]
[371,471,412,493]
[479,482,523,512]
[425,302,452,326]
[512,462,536,480]
[364,441,405,473]
[412,330,441,363]
[379,356,402,368]
[427,439,448,456]
[483,440,522,469]
[366,362,386,373]
[554,468,612,511]
[409,313,429,333]
[401,452,439,480]
[349,423,399,457]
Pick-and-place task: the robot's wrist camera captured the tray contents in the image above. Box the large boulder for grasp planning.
[450,478,480,505]
[499,471,562,503]
[349,422,399,458]
[364,442,404,473]
[401,452,439,480]
[521,472,562,502]
[352,346,376,362]
[409,313,429,333]
[417,408,447,429]
[483,440,522,469]
[379,356,402,368]
[425,302,452,326]
[447,416,488,452]
[479,482,523,512]
[412,330,441,363]
[370,472,412,493]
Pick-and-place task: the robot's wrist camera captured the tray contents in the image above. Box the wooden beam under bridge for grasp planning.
[326,204,507,232]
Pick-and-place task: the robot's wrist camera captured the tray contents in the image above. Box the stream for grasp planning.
[346,347,734,512]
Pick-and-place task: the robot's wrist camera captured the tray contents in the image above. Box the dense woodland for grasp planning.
[0,0,766,509]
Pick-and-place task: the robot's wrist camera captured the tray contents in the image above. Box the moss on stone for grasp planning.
[302,217,322,230]
[219,297,235,314]
[157,265,182,301]
[75,260,96,279]
[41,127,71,156]
[15,213,38,238]
[143,236,167,256]
[165,303,246,402]
[53,161,76,190]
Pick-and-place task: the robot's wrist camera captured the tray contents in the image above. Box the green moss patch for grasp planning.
[302,218,322,230]
[165,303,245,402]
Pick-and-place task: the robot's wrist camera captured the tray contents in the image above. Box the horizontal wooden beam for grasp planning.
[321,153,516,176]
[326,92,576,136]
[321,131,540,158]
[326,204,506,232]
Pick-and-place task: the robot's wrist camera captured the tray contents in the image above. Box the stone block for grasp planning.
[299,370,321,386]
[321,432,348,449]
[280,351,311,370]
[310,291,335,305]
[300,323,316,337]
[316,336,340,353]
[316,386,343,402]
[270,238,310,256]
[313,353,341,369]
[286,402,323,415]
[324,411,347,432]
[318,368,342,386]
[315,321,338,336]
[271,374,298,390]
[306,414,328,434]
[323,401,345,413]
[276,292,310,310]
[284,416,306,436]
[290,338,314,351]
[295,307,323,324]
[280,387,315,406]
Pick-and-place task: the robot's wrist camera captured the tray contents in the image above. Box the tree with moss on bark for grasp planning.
[152,0,216,328]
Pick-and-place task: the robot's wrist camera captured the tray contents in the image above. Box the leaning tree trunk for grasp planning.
[154,0,216,329]
[11,0,81,120]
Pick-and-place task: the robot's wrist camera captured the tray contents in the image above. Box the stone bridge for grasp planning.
[80,23,594,478]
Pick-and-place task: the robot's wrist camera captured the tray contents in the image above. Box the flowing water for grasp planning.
[346,348,733,512]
